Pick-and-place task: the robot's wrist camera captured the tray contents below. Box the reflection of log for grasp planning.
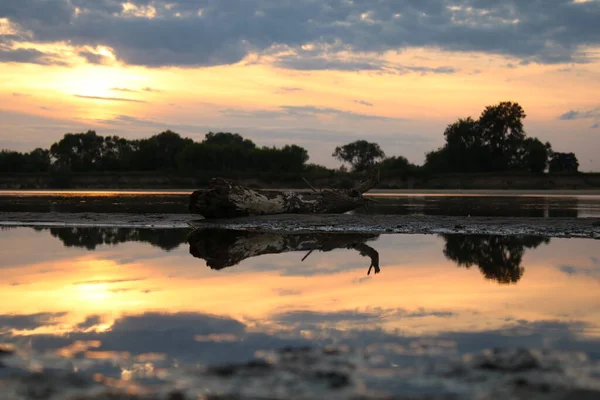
[188,228,380,275]
[189,173,379,218]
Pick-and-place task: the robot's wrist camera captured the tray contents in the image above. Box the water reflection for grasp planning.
[354,196,584,217]
[1,227,600,397]
[2,192,599,217]
[441,235,551,284]
[188,228,380,275]
[48,227,189,251]
[3,227,558,284]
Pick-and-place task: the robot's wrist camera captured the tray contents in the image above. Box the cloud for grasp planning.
[0,46,68,66]
[592,123,599,129]
[221,105,406,122]
[273,53,458,74]
[73,278,146,285]
[78,50,108,64]
[353,100,373,107]
[558,107,600,121]
[2,0,600,68]
[142,86,162,92]
[274,86,303,94]
[557,265,600,279]
[74,94,147,103]
[110,87,137,93]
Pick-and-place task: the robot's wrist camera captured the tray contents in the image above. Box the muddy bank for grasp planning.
[0,212,599,238]
[1,346,600,399]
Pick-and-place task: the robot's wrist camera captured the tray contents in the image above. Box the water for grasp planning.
[1,190,600,217]
[1,226,599,397]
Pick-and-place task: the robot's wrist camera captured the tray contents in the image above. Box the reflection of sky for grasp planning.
[1,227,600,373]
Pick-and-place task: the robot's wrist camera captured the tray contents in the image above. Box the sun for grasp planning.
[58,65,146,98]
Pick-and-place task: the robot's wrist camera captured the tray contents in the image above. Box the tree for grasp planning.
[50,130,104,172]
[442,117,489,172]
[332,140,385,173]
[520,138,549,173]
[380,155,420,179]
[549,152,579,173]
[204,132,256,150]
[424,102,533,173]
[135,130,193,170]
[478,101,527,170]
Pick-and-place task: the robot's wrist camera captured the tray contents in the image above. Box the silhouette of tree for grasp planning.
[520,138,550,173]
[478,102,527,170]
[333,140,385,173]
[549,152,579,173]
[423,102,559,174]
[441,234,550,284]
[50,130,105,172]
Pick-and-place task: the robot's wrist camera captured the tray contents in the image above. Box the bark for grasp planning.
[188,228,380,275]
[189,172,379,218]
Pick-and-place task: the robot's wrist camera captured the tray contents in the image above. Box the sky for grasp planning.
[1,0,599,171]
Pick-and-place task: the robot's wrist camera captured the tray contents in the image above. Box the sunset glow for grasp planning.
[1,0,599,169]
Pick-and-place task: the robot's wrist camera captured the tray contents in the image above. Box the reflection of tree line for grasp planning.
[44,227,190,251]
[353,197,579,218]
[34,227,550,284]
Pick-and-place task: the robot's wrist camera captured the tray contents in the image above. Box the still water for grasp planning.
[1,190,600,217]
[1,226,599,396]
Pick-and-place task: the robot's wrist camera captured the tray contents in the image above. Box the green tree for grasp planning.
[333,140,385,173]
[549,152,579,173]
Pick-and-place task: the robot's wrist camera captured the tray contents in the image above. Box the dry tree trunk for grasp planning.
[188,228,380,275]
[189,172,379,219]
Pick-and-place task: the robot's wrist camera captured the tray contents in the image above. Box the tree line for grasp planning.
[0,101,581,179]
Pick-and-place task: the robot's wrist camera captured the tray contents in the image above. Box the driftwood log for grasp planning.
[188,228,380,275]
[189,172,379,218]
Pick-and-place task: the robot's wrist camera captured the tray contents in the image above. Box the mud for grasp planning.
[1,346,600,399]
[0,212,599,239]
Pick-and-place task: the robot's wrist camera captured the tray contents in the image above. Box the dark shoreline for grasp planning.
[1,171,600,190]
[1,212,599,239]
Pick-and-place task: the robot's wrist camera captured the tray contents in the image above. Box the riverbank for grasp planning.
[1,171,600,190]
[1,212,599,238]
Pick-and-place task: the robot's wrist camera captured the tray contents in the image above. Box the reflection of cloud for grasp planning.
[272,308,456,326]
[3,311,599,375]
[273,288,302,296]
[76,315,103,330]
[109,312,246,335]
[0,312,67,331]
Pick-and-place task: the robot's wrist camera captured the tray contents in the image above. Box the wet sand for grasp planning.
[1,212,599,238]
